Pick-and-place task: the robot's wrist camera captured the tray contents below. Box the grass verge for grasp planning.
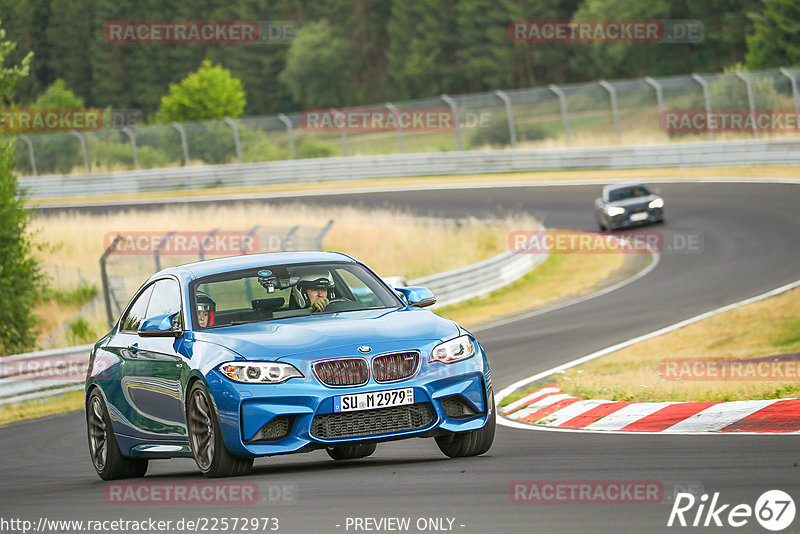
[0,390,84,427]
[436,237,627,328]
[503,286,800,405]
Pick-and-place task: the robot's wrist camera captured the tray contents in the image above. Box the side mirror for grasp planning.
[139,312,182,337]
[395,286,436,308]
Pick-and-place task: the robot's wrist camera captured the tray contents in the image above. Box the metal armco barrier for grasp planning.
[20,139,800,200]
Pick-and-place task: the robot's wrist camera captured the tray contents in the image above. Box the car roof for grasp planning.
[153,251,356,281]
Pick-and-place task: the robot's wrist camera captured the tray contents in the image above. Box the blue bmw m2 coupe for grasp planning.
[86,251,495,478]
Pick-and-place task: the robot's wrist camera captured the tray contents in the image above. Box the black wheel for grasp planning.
[86,390,148,480]
[435,407,496,458]
[326,442,377,460]
[187,382,253,478]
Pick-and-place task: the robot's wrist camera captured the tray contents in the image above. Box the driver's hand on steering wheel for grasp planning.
[311,297,329,312]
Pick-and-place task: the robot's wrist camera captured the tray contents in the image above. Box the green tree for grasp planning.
[156,59,246,123]
[278,20,355,108]
[745,0,800,69]
[0,20,42,355]
[32,79,84,108]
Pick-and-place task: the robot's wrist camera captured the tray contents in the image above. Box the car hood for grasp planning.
[193,307,461,361]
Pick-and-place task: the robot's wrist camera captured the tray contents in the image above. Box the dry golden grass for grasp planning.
[29,165,800,206]
[0,390,84,427]
[556,287,800,402]
[30,204,537,281]
[437,233,626,328]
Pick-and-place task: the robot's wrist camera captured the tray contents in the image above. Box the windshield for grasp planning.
[608,185,651,202]
[190,262,401,329]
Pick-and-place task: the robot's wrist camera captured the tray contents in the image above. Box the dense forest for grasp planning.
[1,0,797,120]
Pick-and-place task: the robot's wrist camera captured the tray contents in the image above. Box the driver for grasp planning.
[196,293,216,328]
[293,274,334,312]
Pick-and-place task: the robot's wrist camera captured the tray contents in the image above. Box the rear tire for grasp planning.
[435,407,496,458]
[86,390,148,480]
[326,442,377,461]
[187,382,253,478]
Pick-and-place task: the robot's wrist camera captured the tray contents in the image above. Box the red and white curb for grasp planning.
[501,385,800,433]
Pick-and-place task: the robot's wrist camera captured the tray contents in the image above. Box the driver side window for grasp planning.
[145,279,182,330]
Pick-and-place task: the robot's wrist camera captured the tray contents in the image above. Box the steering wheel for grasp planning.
[317,298,351,312]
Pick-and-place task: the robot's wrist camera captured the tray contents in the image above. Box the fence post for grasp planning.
[171,122,190,165]
[154,230,176,271]
[224,118,243,163]
[599,81,621,144]
[199,228,219,261]
[70,130,90,173]
[385,102,405,153]
[548,84,571,145]
[691,73,714,140]
[644,77,668,140]
[494,90,517,148]
[330,108,349,156]
[735,71,759,138]
[440,94,462,150]
[281,225,300,251]
[100,235,123,328]
[18,134,37,176]
[315,220,335,250]
[277,113,296,159]
[779,68,800,133]
[121,127,140,169]
[243,225,261,253]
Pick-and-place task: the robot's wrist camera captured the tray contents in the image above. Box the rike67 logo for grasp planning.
[668,490,795,531]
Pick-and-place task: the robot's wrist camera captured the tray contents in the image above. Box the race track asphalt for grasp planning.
[5,182,800,533]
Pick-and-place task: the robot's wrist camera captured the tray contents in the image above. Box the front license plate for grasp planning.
[630,212,649,222]
[334,388,414,413]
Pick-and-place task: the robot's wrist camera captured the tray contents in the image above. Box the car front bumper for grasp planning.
[206,345,494,457]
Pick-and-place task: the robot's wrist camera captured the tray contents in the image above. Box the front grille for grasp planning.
[246,416,292,443]
[441,395,480,419]
[313,358,369,386]
[311,403,434,439]
[373,352,419,382]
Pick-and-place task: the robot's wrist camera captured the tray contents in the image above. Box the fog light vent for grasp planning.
[247,415,292,442]
[441,396,479,419]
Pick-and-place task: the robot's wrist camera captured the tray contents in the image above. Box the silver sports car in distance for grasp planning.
[593,183,664,231]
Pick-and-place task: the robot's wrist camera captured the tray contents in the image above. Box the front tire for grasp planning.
[326,442,377,460]
[187,382,253,478]
[435,407,496,458]
[86,390,148,480]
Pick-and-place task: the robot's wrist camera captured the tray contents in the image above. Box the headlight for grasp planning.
[430,335,475,364]
[606,206,626,216]
[219,362,303,384]
[648,198,664,209]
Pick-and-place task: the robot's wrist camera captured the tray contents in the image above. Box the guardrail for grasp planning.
[21,139,800,201]
[0,242,547,407]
